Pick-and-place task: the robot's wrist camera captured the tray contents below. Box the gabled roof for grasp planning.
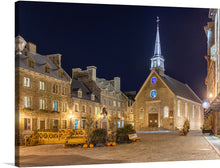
[71,79,99,102]
[15,51,71,82]
[159,73,202,104]
[135,70,202,104]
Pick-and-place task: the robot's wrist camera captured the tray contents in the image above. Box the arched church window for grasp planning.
[164,106,169,118]
[139,108,144,119]
[153,60,157,67]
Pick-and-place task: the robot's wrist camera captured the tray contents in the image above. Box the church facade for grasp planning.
[133,17,203,131]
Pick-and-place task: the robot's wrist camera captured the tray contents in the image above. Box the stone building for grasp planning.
[15,35,130,145]
[15,36,101,145]
[15,36,72,145]
[204,9,220,136]
[133,17,203,131]
[72,67,129,130]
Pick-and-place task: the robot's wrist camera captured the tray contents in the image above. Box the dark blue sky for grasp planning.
[15,1,211,99]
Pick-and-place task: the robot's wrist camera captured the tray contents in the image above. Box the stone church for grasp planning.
[133,17,204,131]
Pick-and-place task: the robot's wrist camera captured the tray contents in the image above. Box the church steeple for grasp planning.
[150,16,165,76]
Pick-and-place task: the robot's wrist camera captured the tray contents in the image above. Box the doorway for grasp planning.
[149,113,158,127]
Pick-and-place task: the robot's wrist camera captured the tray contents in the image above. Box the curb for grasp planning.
[203,135,220,156]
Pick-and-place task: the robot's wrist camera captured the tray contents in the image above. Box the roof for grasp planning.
[15,51,71,82]
[159,73,202,104]
[71,79,99,102]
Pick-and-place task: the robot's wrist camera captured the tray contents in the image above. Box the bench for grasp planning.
[128,133,141,142]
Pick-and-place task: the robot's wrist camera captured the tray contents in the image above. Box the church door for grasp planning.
[149,113,158,127]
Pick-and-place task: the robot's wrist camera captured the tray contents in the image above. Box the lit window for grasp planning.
[62,87,67,95]
[140,109,144,119]
[75,120,78,129]
[75,104,79,112]
[118,121,121,128]
[62,102,67,112]
[160,61,163,68]
[39,81,45,90]
[24,77,30,87]
[53,84,58,94]
[45,65,50,73]
[154,60,157,67]
[118,112,121,118]
[122,121,124,128]
[164,106,169,118]
[28,58,34,68]
[24,118,31,130]
[95,107,98,115]
[53,101,58,111]
[78,90,82,98]
[62,120,67,129]
[40,99,45,110]
[113,101,116,107]
[192,105,195,118]
[91,94,95,101]
[150,90,157,98]
[118,102,121,107]
[53,120,58,129]
[82,105,86,113]
[177,100,180,117]
[185,103,187,118]
[24,96,31,108]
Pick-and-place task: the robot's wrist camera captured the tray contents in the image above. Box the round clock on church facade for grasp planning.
[150,90,157,98]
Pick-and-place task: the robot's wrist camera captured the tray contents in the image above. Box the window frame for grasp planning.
[24,77,30,87]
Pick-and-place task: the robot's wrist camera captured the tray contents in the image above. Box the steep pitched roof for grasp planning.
[159,73,202,104]
[71,79,99,102]
[15,51,71,82]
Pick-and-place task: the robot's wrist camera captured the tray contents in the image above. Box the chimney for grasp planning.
[15,35,26,55]
[114,77,120,92]
[72,68,82,79]
[87,66,97,82]
[26,42,36,53]
[47,54,62,67]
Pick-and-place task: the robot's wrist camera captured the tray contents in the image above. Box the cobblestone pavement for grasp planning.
[17,130,220,167]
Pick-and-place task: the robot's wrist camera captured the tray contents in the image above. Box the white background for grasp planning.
[0,0,220,168]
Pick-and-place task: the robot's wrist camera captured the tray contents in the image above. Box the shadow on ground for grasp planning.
[17,154,122,167]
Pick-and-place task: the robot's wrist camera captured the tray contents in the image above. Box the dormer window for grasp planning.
[45,64,50,73]
[27,58,34,68]
[78,89,82,98]
[91,93,95,101]
[23,49,28,56]
[58,69,63,78]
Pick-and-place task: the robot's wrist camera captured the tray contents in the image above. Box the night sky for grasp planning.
[15,1,211,99]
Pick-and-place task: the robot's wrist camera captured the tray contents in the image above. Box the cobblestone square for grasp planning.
[17,131,220,167]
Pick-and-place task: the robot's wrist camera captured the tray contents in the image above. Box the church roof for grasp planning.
[159,73,202,104]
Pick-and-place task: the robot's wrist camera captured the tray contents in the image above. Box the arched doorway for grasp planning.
[148,108,158,127]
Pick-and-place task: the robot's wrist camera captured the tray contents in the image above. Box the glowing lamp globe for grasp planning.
[202,101,210,109]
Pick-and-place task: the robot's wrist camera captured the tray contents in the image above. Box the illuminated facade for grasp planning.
[133,17,203,131]
[15,36,131,145]
[204,9,220,136]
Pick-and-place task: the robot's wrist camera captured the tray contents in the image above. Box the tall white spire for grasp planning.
[154,16,161,56]
[150,16,165,76]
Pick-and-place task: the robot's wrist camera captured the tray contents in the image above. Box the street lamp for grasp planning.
[202,100,210,109]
